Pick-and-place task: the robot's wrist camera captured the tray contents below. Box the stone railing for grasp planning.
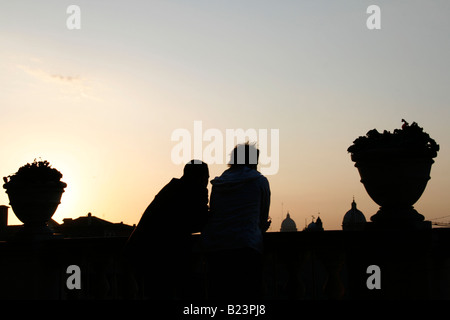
[1,228,450,299]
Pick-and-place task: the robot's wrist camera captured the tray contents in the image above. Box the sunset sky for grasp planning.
[1,1,450,231]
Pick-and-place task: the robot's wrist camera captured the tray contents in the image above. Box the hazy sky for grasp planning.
[1,1,450,230]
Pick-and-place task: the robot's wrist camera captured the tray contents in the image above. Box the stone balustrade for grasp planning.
[0,228,449,300]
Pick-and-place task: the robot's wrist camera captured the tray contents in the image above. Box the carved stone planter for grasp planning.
[5,182,66,236]
[352,148,434,227]
[348,121,439,229]
[3,160,67,238]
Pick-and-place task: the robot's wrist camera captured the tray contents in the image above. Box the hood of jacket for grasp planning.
[210,166,262,191]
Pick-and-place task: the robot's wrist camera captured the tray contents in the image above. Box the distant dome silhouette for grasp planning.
[280,213,297,232]
[342,198,366,231]
[305,216,324,231]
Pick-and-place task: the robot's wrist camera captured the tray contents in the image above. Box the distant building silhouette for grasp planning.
[304,216,324,232]
[56,212,135,238]
[0,207,135,240]
[342,198,366,231]
[280,212,297,232]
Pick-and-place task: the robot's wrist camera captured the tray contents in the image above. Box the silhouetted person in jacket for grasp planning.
[202,143,271,300]
[125,160,209,299]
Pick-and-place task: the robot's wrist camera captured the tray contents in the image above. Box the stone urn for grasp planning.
[3,160,67,238]
[348,121,439,228]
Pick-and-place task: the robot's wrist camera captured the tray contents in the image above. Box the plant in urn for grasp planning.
[3,159,67,238]
[347,120,439,229]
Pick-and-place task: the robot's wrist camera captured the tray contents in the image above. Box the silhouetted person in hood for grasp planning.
[202,143,271,300]
[125,160,209,299]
